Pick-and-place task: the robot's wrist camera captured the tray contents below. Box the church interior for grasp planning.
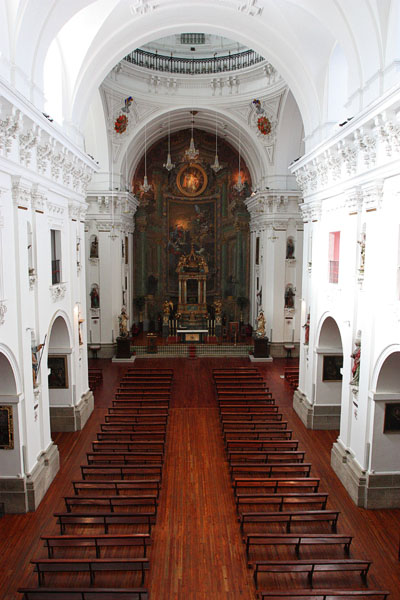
[1,1,400,598]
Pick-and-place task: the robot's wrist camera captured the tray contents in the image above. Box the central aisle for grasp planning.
[148,358,255,599]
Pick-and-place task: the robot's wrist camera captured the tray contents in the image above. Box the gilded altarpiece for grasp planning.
[132,129,251,321]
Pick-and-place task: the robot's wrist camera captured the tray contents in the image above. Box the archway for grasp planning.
[313,315,344,429]
[47,314,73,431]
[369,350,400,474]
[0,348,24,511]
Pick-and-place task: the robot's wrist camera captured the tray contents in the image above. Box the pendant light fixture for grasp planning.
[211,111,222,173]
[233,127,245,192]
[140,122,152,193]
[163,112,175,172]
[184,110,199,162]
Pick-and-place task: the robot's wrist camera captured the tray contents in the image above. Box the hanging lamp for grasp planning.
[140,122,152,193]
[233,128,245,192]
[184,110,199,162]
[163,113,175,172]
[211,111,222,173]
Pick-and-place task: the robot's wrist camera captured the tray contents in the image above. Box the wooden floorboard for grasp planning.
[1,357,400,599]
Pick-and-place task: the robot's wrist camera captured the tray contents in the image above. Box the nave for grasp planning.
[1,358,400,599]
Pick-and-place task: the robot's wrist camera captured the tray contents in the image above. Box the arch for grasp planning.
[316,314,343,351]
[371,345,400,393]
[0,345,20,396]
[47,312,72,351]
[115,106,270,196]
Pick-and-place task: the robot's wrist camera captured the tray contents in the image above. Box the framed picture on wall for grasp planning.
[322,354,343,381]
[0,406,13,450]
[383,403,400,433]
[48,355,69,389]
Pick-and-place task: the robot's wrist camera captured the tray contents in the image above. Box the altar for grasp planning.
[177,329,208,343]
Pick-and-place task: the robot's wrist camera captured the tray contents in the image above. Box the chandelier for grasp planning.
[140,122,152,193]
[211,111,222,174]
[163,113,175,172]
[233,128,245,192]
[184,111,199,162]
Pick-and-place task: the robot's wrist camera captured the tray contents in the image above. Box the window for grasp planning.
[329,231,340,283]
[50,229,62,284]
[255,237,260,265]
[180,33,205,45]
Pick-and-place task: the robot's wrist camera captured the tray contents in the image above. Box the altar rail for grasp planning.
[132,344,252,357]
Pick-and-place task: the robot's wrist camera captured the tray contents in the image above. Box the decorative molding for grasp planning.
[28,268,37,290]
[238,0,263,16]
[47,201,65,216]
[11,176,32,209]
[49,283,67,302]
[361,181,384,211]
[19,127,38,167]
[345,187,362,214]
[130,0,154,15]
[0,108,21,155]
[0,300,7,325]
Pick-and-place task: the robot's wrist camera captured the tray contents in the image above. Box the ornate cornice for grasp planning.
[292,95,400,199]
[0,93,96,197]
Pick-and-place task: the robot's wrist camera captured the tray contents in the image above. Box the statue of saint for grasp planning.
[256,310,266,337]
[213,298,222,315]
[118,306,129,338]
[303,313,310,345]
[350,336,361,386]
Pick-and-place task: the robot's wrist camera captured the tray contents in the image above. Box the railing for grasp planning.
[124,48,265,75]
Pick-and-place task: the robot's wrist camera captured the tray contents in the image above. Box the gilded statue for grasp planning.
[256,310,266,337]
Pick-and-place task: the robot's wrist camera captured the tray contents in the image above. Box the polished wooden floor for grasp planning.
[1,357,400,599]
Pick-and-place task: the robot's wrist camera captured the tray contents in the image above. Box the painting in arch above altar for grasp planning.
[168,198,216,295]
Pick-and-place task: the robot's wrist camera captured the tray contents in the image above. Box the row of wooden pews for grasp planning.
[284,367,299,390]
[212,367,390,600]
[19,368,173,600]
[88,367,103,391]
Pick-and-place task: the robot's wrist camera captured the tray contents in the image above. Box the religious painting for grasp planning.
[48,355,69,389]
[0,406,13,450]
[167,199,216,294]
[322,355,343,381]
[176,164,208,197]
[383,403,400,433]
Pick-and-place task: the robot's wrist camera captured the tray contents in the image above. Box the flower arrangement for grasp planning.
[114,114,128,134]
[257,116,272,135]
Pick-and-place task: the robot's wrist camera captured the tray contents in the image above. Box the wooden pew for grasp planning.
[80,464,163,480]
[236,492,328,512]
[222,419,287,429]
[213,368,259,374]
[119,383,171,391]
[127,368,173,374]
[224,430,293,441]
[239,509,340,533]
[226,440,299,452]
[97,431,166,443]
[63,494,158,513]
[115,390,171,399]
[113,397,170,407]
[256,591,389,600]
[227,450,306,464]
[92,440,165,453]
[216,384,268,391]
[72,479,161,498]
[103,416,167,427]
[230,462,312,479]
[31,557,149,586]
[243,533,352,559]
[232,477,320,495]
[220,407,280,415]
[218,398,275,407]
[41,533,151,558]
[18,589,149,600]
[250,558,371,588]
[54,511,156,534]
[108,407,169,416]
[86,451,164,465]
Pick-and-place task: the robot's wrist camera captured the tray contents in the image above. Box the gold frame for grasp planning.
[0,406,14,450]
[176,163,208,197]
